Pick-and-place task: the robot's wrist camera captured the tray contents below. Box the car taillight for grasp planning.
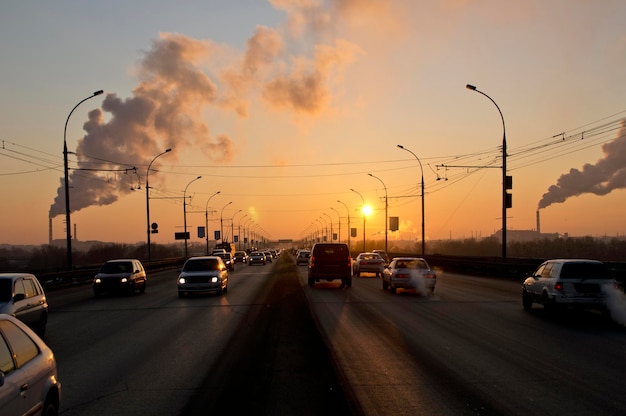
[554,282,564,291]
[347,256,352,267]
[310,255,315,267]
[423,273,436,279]
[395,273,409,279]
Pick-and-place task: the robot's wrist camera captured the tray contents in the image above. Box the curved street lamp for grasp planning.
[146,148,172,261]
[337,200,350,250]
[220,201,233,242]
[466,84,508,262]
[230,209,243,244]
[368,173,388,254]
[204,191,221,255]
[323,212,333,242]
[397,145,425,255]
[350,188,366,252]
[237,214,248,250]
[330,207,341,243]
[63,89,104,270]
[183,176,202,257]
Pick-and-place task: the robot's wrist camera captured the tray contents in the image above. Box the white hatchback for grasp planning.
[0,314,61,415]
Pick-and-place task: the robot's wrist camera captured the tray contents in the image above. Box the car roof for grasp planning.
[105,258,140,263]
[0,273,37,279]
[543,259,604,264]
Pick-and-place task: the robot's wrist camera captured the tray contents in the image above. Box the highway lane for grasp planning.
[41,256,626,415]
[44,261,276,415]
[299,266,626,415]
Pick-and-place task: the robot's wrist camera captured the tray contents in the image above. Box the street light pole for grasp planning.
[238,214,248,250]
[350,188,366,252]
[63,89,104,270]
[231,210,243,244]
[337,200,350,250]
[183,176,202,258]
[146,148,172,262]
[330,207,341,243]
[368,173,388,254]
[323,213,333,242]
[204,191,221,255]
[466,84,508,262]
[220,201,233,242]
[397,145,425,255]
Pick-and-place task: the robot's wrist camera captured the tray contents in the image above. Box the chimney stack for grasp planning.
[536,210,541,234]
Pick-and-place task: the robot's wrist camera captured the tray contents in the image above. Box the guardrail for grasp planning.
[37,258,185,291]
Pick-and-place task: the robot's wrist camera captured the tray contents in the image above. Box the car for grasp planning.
[248,252,266,265]
[263,251,273,263]
[372,249,390,264]
[352,252,385,277]
[93,259,147,297]
[214,252,235,271]
[308,243,352,288]
[233,251,248,264]
[0,314,61,416]
[522,258,618,312]
[382,257,437,295]
[177,256,228,297]
[0,273,49,336]
[296,250,311,265]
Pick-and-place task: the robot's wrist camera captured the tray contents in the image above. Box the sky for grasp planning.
[2,0,626,248]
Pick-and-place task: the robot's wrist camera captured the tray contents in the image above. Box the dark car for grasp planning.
[522,259,618,312]
[177,256,228,297]
[215,252,235,271]
[233,251,248,263]
[308,243,352,288]
[296,250,311,265]
[0,273,49,336]
[93,259,147,297]
[248,252,266,265]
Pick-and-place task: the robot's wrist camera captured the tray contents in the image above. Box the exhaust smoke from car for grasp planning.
[603,285,626,326]
[408,269,428,295]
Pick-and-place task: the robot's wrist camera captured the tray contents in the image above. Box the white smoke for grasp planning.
[538,120,626,209]
[50,0,370,218]
[603,284,626,326]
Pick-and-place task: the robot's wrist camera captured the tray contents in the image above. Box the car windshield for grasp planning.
[183,258,220,271]
[100,262,133,273]
[0,278,12,302]
[560,262,611,279]
[395,259,429,270]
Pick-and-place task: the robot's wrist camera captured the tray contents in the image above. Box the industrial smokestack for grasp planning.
[49,218,52,245]
[536,210,541,234]
[74,224,77,242]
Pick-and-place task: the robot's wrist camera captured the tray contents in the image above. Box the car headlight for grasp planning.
[178,277,186,284]
[211,277,219,283]
[121,277,128,283]
[94,278,102,284]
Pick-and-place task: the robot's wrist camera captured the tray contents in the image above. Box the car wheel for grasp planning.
[178,291,185,298]
[140,282,147,294]
[522,289,533,311]
[355,271,360,277]
[390,283,397,294]
[343,278,352,288]
[543,292,555,313]
[93,289,101,298]
[308,278,315,288]
[382,279,388,290]
[42,392,59,416]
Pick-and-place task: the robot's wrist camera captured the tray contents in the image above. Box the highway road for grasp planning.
[43,254,626,415]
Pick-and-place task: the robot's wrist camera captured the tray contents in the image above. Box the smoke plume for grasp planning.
[50,0,368,218]
[538,120,626,209]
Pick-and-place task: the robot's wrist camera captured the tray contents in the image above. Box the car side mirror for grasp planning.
[13,293,25,303]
